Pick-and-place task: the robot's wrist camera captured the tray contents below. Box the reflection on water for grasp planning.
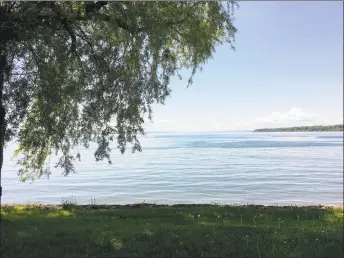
[186,140,342,148]
[2,132,343,206]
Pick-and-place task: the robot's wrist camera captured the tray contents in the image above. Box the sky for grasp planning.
[144,1,343,132]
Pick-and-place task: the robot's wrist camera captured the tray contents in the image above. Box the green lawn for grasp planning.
[1,204,343,258]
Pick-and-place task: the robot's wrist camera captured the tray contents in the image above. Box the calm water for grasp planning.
[2,132,343,206]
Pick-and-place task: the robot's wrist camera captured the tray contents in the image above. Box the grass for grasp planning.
[1,202,343,258]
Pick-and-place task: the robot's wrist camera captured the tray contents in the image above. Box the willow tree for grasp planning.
[0,1,237,195]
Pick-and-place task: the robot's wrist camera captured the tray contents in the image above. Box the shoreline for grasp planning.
[253,124,343,132]
[2,203,343,210]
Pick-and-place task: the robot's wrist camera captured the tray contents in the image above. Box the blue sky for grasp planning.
[145,1,343,132]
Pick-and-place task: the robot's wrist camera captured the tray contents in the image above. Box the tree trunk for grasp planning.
[0,53,6,201]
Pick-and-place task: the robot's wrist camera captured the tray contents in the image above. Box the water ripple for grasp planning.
[2,132,343,206]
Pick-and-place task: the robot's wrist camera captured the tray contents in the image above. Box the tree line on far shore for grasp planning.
[253,124,343,132]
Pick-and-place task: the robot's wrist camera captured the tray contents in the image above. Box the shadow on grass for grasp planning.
[1,205,343,258]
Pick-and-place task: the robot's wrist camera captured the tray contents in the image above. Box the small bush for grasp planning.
[61,196,77,210]
[90,198,98,209]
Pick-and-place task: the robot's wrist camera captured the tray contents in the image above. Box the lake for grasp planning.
[2,132,343,206]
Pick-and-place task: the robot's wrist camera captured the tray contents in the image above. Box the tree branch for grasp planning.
[83,1,143,33]
[0,1,143,42]
[84,1,109,15]
[49,2,77,53]
[10,71,38,76]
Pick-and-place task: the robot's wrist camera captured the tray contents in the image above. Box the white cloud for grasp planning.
[144,119,182,132]
[242,107,343,130]
[253,107,318,127]
[155,120,174,125]
[144,107,342,132]
[205,108,323,131]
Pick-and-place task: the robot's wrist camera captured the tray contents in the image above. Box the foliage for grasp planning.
[253,124,344,132]
[0,1,238,181]
[61,196,78,210]
[2,204,343,258]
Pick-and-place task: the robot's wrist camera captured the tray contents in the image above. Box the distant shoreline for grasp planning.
[253,124,343,132]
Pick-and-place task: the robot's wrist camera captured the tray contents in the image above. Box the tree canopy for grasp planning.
[0,1,238,182]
